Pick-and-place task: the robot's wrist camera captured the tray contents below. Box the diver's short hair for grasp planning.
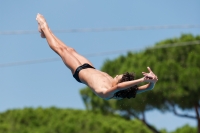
[113,72,138,99]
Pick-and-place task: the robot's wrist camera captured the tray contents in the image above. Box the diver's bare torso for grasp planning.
[78,68,115,99]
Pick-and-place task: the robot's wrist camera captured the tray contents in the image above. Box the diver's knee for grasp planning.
[54,45,68,56]
[67,47,76,53]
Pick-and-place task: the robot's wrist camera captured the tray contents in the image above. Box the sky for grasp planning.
[0,0,200,131]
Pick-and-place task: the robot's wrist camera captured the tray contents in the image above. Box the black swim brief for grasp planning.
[73,63,95,83]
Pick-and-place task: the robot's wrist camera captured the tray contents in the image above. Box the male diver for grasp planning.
[36,13,158,100]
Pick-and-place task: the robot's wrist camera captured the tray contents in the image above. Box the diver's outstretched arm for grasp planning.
[104,67,158,97]
[104,77,145,97]
[137,82,155,94]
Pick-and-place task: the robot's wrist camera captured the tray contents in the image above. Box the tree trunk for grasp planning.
[142,121,160,133]
[141,112,160,133]
[195,105,200,133]
[127,110,160,133]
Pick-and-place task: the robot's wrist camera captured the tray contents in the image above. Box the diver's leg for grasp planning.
[49,30,93,66]
[36,13,81,74]
[38,17,93,66]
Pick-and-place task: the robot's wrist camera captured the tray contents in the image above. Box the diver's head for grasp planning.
[113,72,138,100]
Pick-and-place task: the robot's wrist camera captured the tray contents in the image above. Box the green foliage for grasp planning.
[0,107,153,133]
[80,34,200,132]
[170,124,197,133]
[149,34,200,110]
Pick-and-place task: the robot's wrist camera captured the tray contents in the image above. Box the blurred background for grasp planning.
[0,1,199,133]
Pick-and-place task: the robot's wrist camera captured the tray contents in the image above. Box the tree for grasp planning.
[0,107,153,133]
[171,124,197,133]
[80,34,200,133]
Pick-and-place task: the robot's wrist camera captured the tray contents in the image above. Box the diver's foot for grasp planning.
[38,23,46,38]
[36,13,48,38]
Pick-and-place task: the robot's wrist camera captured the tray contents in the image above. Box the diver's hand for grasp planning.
[142,67,158,83]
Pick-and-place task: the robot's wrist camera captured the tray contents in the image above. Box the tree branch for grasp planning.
[195,105,200,119]
[127,110,139,119]
[195,104,200,133]
[171,104,196,119]
[142,111,146,123]
[128,110,160,133]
